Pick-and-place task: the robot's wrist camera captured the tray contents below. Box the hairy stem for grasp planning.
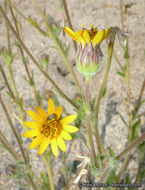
[41,154,55,190]
[94,33,116,155]
[85,79,98,168]
[0,94,38,190]
[31,0,82,94]
[0,6,79,110]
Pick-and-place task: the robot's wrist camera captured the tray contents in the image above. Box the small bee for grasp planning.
[47,113,57,121]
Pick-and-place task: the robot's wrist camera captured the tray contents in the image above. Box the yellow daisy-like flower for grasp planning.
[22,98,78,157]
[64,25,112,47]
[64,25,112,78]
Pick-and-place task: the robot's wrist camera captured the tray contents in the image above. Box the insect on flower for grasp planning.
[22,98,78,157]
[47,113,57,121]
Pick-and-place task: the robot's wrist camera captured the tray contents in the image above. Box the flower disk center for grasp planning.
[40,119,62,138]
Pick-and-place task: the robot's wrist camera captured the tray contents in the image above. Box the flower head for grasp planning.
[64,25,112,78]
[64,25,111,47]
[22,98,78,157]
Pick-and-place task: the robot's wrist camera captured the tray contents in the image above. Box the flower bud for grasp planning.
[64,25,112,79]
[77,42,103,77]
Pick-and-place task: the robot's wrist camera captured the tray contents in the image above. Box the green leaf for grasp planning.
[90,97,96,112]
[116,70,126,78]
[90,157,100,178]
[119,113,128,127]
[19,183,30,188]
[40,171,50,188]
[97,153,102,169]
[65,43,70,58]
[102,86,106,97]
[132,119,141,140]
[15,161,26,167]
[6,91,14,99]
[74,109,82,129]
[108,147,115,158]
[14,40,21,48]
[138,99,145,110]
[137,141,145,152]
[125,176,131,183]
[25,151,30,165]
[140,169,145,179]
[124,48,130,59]
[106,168,116,184]
[18,131,23,144]
[71,133,80,139]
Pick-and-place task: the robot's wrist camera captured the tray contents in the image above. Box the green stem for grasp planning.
[4,1,11,51]
[0,130,21,160]
[0,6,79,110]
[7,65,24,119]
[0,94,38,190]
[120,0,124,30]
[41,154,55,190]
[0,63,15,100]
[134,154,144,183]
[124,40,132,143]
[116,133,145,161]
[84,78,98,168]
[9,5,40,106]
[62,0,77,51]
[94,33,116,155]
[31,0,82,95]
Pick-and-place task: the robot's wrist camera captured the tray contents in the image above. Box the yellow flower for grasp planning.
[64,25,112,47]
[64,25,112,78]
[22,98,78,157]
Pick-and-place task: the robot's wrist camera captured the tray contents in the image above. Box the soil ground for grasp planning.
[0,0,145,189]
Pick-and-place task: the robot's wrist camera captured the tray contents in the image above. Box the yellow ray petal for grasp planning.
[29,136,41,149]
[22,129,38,137]
[82,30,91,44]
[55,106,63,119]
[64,26,79,42]
[48,98,55,116]
[61,130,72,140]
[27,110,43,122]
[51,139,58,157]
[104,27,112,38]
[38,137,50,155]
[63,125,78,133]
[60,115,76,125]
[92,30,105,46]
[57,137,66,152]
[23,121,41,128]
[35,106,48,119]
[74,32,86,45]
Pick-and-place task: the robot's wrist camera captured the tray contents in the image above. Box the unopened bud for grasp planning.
[77,43,103,78]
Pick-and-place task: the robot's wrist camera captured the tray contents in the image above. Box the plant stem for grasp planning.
[62,0,77,51]
[116,133,145,160]
[9,5,40,106]
[94,33,116,155]
[41,154,55,190]
[134,78,145,115]
[0,130,21,160]
[134,154,144,183]
[84,79,98,168]
[0,94,38,190]
[0,63,15,100]
[0,6,79,110]
[4,1,11,51]
[124,40,133,143]
[31,0,82,94]
[113,50,125,73]
[120,0,124,30]
[7,64,24,119]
